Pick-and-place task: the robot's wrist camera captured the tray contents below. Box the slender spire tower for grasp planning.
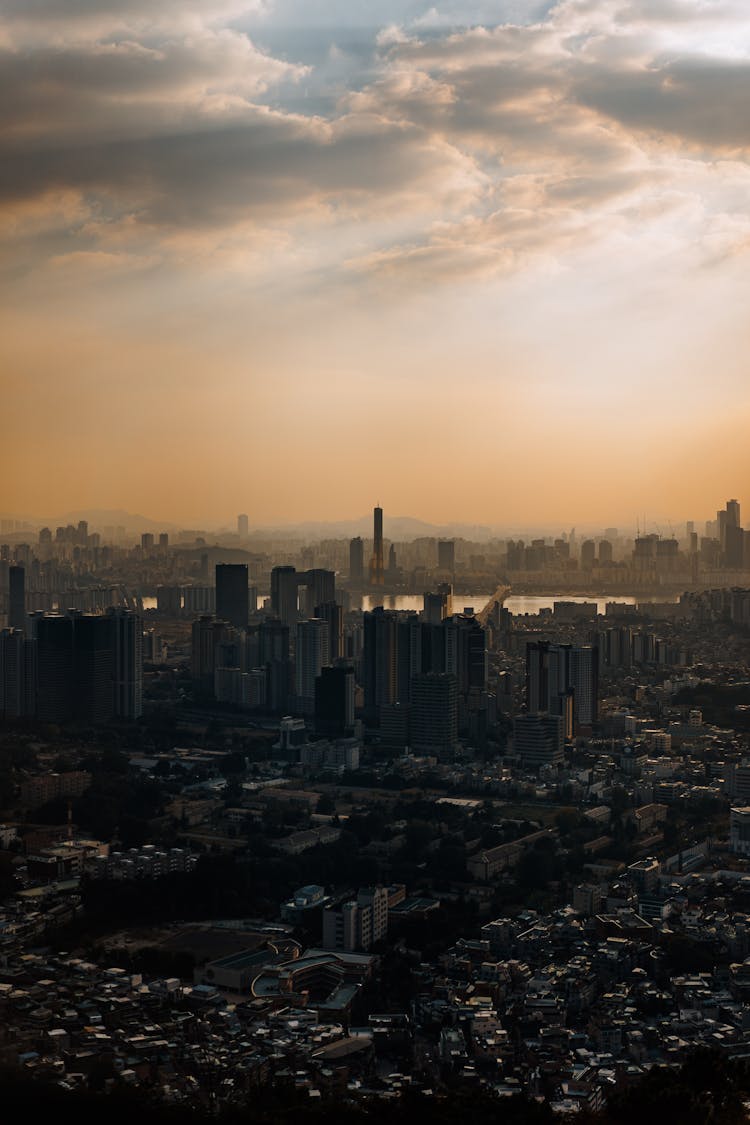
[370,505,384,585]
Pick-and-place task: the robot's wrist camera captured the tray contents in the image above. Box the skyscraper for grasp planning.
[8,565,25,631]
[258,618,290,712]
[526,641,598,732]
[314,600,343,663]
[271,565,298,626]
[437,540,455,572]
[514,713,564,769]
[349,537,364,582]
[315,664,355,739]
[108,607,143,719]
[410,672,458,760]
[295,618,330,714]
[304,569,335,613]
[73,613,115,724]
[370,505,384,586]
[238,513,249,538]
[215,563,249,628]
[35,614,74,722]
[363,606,398,720]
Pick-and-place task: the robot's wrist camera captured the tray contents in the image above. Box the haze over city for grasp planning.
[3,0,750,524]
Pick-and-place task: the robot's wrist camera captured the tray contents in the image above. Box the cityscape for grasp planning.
[3,0,750,1121]
[1,497,750,1121]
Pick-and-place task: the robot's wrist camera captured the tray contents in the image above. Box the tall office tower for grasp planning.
[159,532,169,549]
[315,600,343,663]
[423,584,453,625]
[258,618,290,711]
[437,540,455,572]
[108,607,143,719]
[141,533,155,551]
[73,614,115,724]
[8,565,25,631]
[410,673,458,760]
[600,626,633,670]
[238,513,249,538]
[36,614,75,722]
[0,629,26,718]
[387,543,398,580]
[598,539,613,564]
[527,640,596,731]
[724,498,743,566]
[191,615,232,700]
[580,539,596,570]
[514,713,564,769]
[349,537,364,582]
[304,569,335,614]
[726,523,745,568]
[370,505,384,586]
[77,520,88,544]
[315,664,355,739]
[295,618,330,714]
[444,613,487,704]
[215,563,249,628]
[363,606,398,720]
[568,645,599,728]
[38,527,52,546]
[396,612,422,704]
[271,565,298,626]
[421,620,446,675]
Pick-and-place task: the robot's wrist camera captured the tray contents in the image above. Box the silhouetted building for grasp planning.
[423,585,453,625]
[108,607,143,719]
[580,540,596,570]
[271,565,298,626]
[349,536,364,582]
[526,641,598,732]
[238,513,248,537]
[35,614,74,722]
[438,540,455,572]
[295,618,330,714]
[259,618,290,711]
[0,629,35,719]
[315,664,355,739]
[370,506,384,585]
[410,672,458,760]
[315,600,343,663]
[73,613,115,724]
[216,563,249,628]
[304,569,335,615]
[515,713,564,769]
[8,566,25,631]
[192,615,233,700]
[363,606,397,720]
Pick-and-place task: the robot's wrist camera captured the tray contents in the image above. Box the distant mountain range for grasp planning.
[4,508,498,540]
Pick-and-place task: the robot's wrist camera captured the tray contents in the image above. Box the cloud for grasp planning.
[1,0,750,290]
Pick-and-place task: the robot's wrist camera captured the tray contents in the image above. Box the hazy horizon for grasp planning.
[3,0,749,521]
[0,502,740,542]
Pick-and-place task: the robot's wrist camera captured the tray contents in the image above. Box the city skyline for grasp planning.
[1,498,749,543]
[3,1,750,523]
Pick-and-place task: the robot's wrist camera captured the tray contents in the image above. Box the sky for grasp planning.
[2,0,749,530]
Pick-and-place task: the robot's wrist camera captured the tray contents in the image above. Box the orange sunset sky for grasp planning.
[2,0,749,530]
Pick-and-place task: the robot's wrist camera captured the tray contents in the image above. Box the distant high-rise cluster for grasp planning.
[370,506,384,586]
[0,604,142,722]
